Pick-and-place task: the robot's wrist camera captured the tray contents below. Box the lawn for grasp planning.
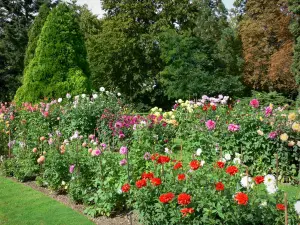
[0,176,94,225]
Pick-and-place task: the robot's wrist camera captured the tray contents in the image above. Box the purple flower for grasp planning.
[7,140,15,148]
[91,148,101,156]
[265,106,272,117]
[228,124,240,132]
[205,120,216,130]
[119,146,128,155]
[268,131,277,139]
[119,132,125,139]
[69,164,75,173]
[144,152,151,160]
[115,121,123,129]
[100,143,107,149]
[119,159,127,166]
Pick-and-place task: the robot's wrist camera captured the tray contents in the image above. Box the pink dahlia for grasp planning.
[250,99,259,108]
[205,120,216,130]
[228,124,240,132]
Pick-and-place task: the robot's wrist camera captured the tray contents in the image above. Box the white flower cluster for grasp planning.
[195,148,205,166]
[264,174,278,194]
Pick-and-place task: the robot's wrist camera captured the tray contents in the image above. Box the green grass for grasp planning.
[0,176,94,225]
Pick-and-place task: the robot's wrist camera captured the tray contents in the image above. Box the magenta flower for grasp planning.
[228,124,240,132]
[119,146,128,155]
[91,148,101,156]
[205,120,216,130]
[268,131,277,139]
[100,143,107,149]
[69,164,75,173]
[114,121,123,129]
[250,99,259,108]
[119,159,127,166]
[119,131,125,139]
[265,106,272,117]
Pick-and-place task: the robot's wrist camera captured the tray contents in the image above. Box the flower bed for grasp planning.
[0,93,299,223]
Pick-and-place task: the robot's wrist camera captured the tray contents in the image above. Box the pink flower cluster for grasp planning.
[205,120,216,130]
[250,99,259,108]
[228,124,240,132]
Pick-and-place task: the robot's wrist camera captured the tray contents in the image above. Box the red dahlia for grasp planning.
[178,193,191,205]
[151,153,159,161]
[157,155,171,164]
[216,161,225,169]
[211,105,217,111]
[159,192,175,204]
[151,177,162,186]
[141,172,154,180]
[276,204,285,211]
[234,192,248,205]
[173,161,183,170]
[215,182,224,191]
[254,176,264,184]
[180,208,194,217]
[135,179,147,189]
[190,160,200,170]
[121,183,130,193]
[178,174,186,181]
[226,166,239,176]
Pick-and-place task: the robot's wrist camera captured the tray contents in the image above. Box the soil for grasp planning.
[8,177,139,225]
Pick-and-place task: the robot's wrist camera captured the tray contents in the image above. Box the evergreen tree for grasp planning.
[24,3,51,68]
[15,3,90,103]
[0,0,58,102]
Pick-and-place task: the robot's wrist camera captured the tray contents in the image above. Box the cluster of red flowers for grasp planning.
[234,192,248,205]
[159,192,175,204]
[135,179,147,189]
[215,182,225,191]
[216,161,225,169]
[190,160,201,170]
[151,154,171,164]
[141,172,154,180]
[151,177,162,186]
[178,193,191,205]
[180,208,194,217]
[226,166,239,176]
[276,204,285,211]
[121,183,130,193]
[173,161,183,170]
[254,176,264,184]
[178,174,186,181]
[202,104,217,111]
[157,155,171,164]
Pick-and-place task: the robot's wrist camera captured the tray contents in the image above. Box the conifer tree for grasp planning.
[15,3,90,103]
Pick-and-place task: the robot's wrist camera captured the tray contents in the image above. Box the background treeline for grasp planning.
[0,0,300,109]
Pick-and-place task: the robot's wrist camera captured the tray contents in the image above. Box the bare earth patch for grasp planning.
[9,178,139,225]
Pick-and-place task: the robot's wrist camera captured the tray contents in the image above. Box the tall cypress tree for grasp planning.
[24,3,51,68]
[15,3,90,103]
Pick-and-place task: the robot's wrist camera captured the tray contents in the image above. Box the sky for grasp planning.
[75,0,235,18]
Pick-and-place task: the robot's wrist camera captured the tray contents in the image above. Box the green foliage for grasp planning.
[0,0,50,102]
[159,29,244,99]
[15,3,90,103]
[24,3,51,68]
